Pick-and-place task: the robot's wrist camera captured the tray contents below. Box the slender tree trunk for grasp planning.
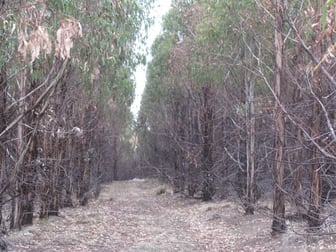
[0,65,7,227]
[49,83,68,215]
[79,135,92,206]
[292,44,304,214]
[21,134,37,225]
[307,5,324,228]
[0,65,6,136]
[187,107,198,197]
[308,101,322,229]
[48,136,64,216]
[292,127,304,213]
[63,136,75,207]
[112,136,118,181]
[201,85,214,201]
[272,0,286,234]
[21,77,41,225]
[172,100,182,193]
[245,31,256,214]
[11,68,27,229]
[308,144,321,228]
[76,137,87,204]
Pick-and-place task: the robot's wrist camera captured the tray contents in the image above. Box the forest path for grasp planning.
[7,179,329,251]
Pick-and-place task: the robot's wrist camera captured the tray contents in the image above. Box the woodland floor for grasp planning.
[6,179,336,252]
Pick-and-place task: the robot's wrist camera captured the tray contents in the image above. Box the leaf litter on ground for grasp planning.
[6,178,336,251]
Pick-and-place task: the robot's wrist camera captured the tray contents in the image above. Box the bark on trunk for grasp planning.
[245,30,256,215]
[201,86,214,201]
[307,8,324,228]
[21,134,37,225]
[292,45,304,215]
[112,136,118,181]
[0,65,7,227]
[272,0,287,234]
[308,102,322,229]
[11,68,27,229]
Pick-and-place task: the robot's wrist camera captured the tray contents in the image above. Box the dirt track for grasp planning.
[7,179,336,251]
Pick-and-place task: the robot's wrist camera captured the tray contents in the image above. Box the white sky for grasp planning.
[131,0,172,118]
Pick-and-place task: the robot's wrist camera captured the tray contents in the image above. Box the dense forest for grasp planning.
[137,0,336,235]
[1,0,336,243]
[0,0,152,231]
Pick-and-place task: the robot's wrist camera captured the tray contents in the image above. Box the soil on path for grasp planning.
[6,179,336,251]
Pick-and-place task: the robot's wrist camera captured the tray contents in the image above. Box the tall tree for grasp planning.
[0,0,152,229]
[272,0,287,234]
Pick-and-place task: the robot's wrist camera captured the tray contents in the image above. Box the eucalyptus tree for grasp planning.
[138,1,203,195]
[254,0,336,233]
[271,0,286,234]
[139,0,336,237]
[195,0,275,208]
[140,0,263,203]
[0,0,152,229]
[137,29,177,182]
[46,0,151,182]
[282,0,336,230]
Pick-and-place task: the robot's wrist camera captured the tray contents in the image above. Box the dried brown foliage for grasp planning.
[55,18,82,60]
[17,1,82,63]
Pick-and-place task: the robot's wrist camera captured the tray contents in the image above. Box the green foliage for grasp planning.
[143,33,175,108]
[138,0,273,161]
[0,0,153,180]
[30,68,43,81]
[194,0,261,87]
[44,0,152,119]
[0,2,20,67]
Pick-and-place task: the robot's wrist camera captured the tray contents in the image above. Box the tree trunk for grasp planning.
[201,86,215,201]
[292,128,304,214]
[63,122,75,207]
[11,68,27,229]
[21,77,42,225]
[307,6,324,228]
[172,100,181,193]
[291,44,304,215]
[187,108,199,197]
[0,65,7,228]
[308,101,322,229]
[308,145,321,229]
[48,136,64,216]
[21,133,37,226]
[112,136,118,181]
[245,30,256,215]
[272,0,286,234]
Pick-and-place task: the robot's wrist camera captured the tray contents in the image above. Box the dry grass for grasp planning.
[6,179,336,251]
